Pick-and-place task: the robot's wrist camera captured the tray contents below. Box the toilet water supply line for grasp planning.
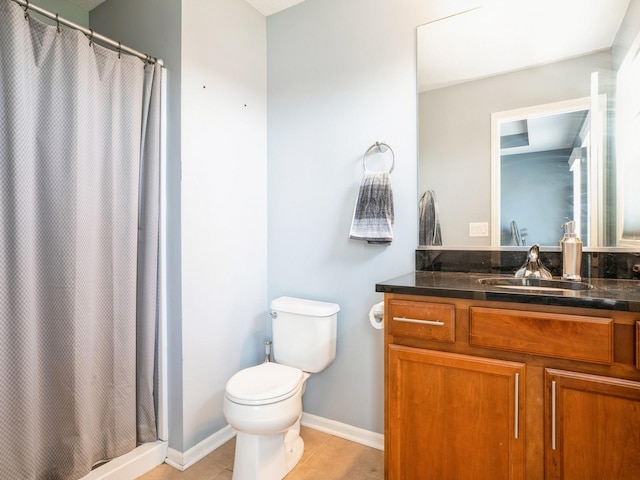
[264,341,272,363]
[264,309,278,362]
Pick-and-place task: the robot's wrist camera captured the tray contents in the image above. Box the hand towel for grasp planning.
[349,172,394,245]
[510,220,522,246]
[419,190,442,246]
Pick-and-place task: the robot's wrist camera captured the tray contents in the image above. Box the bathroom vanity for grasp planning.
[405,0,640,475]
[376,268,640,480]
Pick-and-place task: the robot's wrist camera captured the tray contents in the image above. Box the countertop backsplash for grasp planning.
[416,248,640,280]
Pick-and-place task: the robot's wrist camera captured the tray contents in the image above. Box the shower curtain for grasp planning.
[0,0,161,478]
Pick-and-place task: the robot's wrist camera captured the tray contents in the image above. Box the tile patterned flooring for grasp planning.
[136,427,384,480]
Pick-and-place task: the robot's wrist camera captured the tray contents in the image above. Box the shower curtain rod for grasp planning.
[11,0,163,66]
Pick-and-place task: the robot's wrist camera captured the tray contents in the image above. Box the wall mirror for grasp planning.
[417,0,640,249]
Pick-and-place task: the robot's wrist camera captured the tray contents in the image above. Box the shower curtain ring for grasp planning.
[23,0,29,19]
[55,13,60,33]
[88,29,94,47]
[118,42,121,59]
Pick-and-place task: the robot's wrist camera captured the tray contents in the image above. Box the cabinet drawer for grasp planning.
[470,307,613,364]
[388,300,455,343]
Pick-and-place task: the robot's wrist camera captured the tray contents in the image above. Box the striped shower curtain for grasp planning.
[0,0,161,478]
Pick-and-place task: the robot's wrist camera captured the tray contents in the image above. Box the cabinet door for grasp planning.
[545,369,640,479]
[386,345,525,480]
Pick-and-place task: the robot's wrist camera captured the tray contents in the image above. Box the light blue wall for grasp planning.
[266,0,449,434]
[501,150,573,246]
[178,0,267,452]
[31,0,88,26]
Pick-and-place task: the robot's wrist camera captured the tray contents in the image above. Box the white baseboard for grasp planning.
[301,412,384,451]
[165,425,236,471]
[164,414,383,472]
[80,441,167,480]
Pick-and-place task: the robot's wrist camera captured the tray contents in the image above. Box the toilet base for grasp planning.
[232,418,304,480]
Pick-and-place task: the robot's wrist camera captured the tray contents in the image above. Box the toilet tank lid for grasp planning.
[271,296,340,316]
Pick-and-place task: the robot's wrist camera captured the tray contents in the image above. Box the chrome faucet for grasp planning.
[515,244,552,279]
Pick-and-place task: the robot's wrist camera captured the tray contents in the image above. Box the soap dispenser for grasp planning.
[560,221,582,281]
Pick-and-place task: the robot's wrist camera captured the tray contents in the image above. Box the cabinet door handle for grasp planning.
[392,317,445,326]
[514,373,520,439]
[551,380,557,450]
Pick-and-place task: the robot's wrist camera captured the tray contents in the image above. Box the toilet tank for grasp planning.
[270,296,340,373]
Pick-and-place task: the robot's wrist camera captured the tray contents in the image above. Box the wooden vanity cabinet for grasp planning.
[384,293,640,480]
[387,345,525,480]
[544,369,640,479]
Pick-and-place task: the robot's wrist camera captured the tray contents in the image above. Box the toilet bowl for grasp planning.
[223,362,310,480]
[223,296,339,480]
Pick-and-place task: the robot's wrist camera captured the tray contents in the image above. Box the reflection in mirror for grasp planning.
[417,0,639,248]
[491,96,602,248]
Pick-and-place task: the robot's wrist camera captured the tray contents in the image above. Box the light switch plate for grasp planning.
[469,222,489,237]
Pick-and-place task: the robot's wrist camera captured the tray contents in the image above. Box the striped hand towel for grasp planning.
[349,172,394,245]
[419,190,442,246]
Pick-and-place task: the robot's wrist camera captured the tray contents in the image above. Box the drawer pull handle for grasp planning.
[393,317,445,326]
[551,380,557,450]
[514,373,519,439]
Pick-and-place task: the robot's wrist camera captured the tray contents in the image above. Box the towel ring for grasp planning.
[362,142,395,174]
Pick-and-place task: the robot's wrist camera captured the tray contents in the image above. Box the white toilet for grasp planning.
[223,296,339,480]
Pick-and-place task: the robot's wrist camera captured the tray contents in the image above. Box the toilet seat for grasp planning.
[225,362,303,406]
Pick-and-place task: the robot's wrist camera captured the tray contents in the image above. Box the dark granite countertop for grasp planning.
[376,271,640,312]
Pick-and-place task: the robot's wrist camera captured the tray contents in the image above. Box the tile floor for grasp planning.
[136,427,384,480]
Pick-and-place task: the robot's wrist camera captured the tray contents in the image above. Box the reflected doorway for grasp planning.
[490,96,605,247]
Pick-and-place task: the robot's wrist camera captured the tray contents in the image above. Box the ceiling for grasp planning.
[500,110,589,156]
[67,0,304,16]
[66,0,104,9]
[245,0,304,16]
[418,0,632,92]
